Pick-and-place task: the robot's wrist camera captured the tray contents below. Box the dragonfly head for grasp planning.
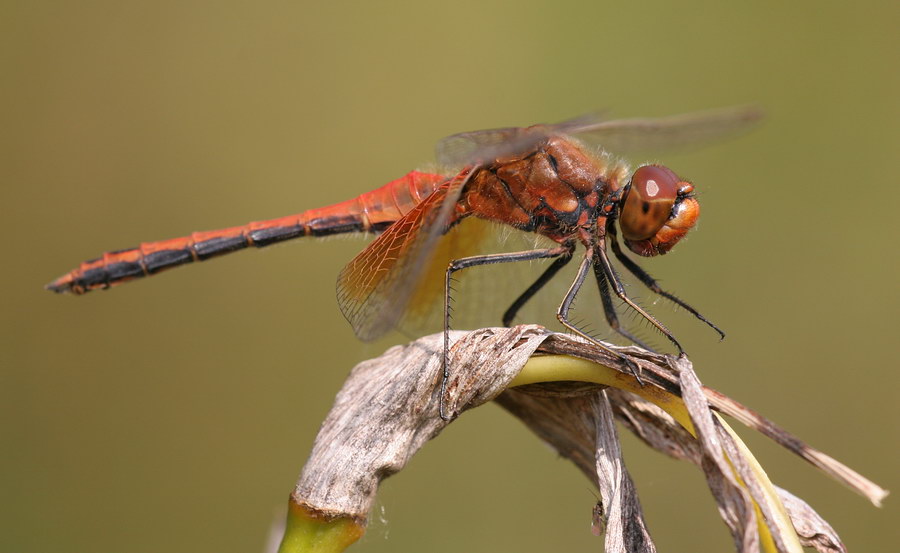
[618,164,699,257]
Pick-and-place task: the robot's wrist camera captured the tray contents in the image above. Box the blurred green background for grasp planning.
[2,1,897,552]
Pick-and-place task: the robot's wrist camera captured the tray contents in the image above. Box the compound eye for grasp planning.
[619,165,680,241]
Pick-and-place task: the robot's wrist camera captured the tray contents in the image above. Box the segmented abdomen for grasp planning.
[46,171,448,294]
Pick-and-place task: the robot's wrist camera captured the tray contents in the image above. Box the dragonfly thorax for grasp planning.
[460,136,620,242]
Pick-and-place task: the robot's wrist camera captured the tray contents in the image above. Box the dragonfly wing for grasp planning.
[560,105,763,155]
[336,168,478,341]
[435,127,528,168]
[434,106,760,166]
[434,116,608,169]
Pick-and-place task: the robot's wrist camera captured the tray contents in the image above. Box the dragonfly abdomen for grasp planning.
[46,229,261,295]
[46,171,448,295]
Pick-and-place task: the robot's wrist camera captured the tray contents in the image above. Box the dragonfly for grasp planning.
[47,106,761,419]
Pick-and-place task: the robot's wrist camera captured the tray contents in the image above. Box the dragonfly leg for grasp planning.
[556,251,646,384]
[609,228,725,340]
[502,241,576,327]
[592,261,655,351]
[595,238,684,355]
[441,245,572,420]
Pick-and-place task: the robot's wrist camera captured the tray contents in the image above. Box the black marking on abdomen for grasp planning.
[193,236,249,260]
[308,222,366,236]
[248,225,305,246]
[144,249,194,274]
[105,261,145,282]
[306,215,366,237]
[79,261,144,289]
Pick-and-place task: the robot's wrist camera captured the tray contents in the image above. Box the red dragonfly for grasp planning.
[47,106,761,418]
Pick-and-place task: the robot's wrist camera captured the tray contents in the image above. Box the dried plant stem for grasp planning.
[512,354,796,553]
[278,328,883,553]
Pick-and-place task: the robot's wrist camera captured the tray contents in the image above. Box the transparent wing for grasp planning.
[434,112,613,169]
[434,106,762,168]
[559,105,764,155]
[394,215,495,336]
[435,126,530,169]
[336,168,478,341]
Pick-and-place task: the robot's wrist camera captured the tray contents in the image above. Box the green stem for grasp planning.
[277,501,365,553]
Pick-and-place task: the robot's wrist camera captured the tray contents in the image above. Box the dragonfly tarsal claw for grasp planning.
[438,369,456,422]
[623,357,646,387]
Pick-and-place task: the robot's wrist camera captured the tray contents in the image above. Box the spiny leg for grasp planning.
[441,245,572,420]
[609,228,725,339]
[595,238,685,355]
[502,242,575,327]
[556,251,645,385]
[592,260,654,351]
